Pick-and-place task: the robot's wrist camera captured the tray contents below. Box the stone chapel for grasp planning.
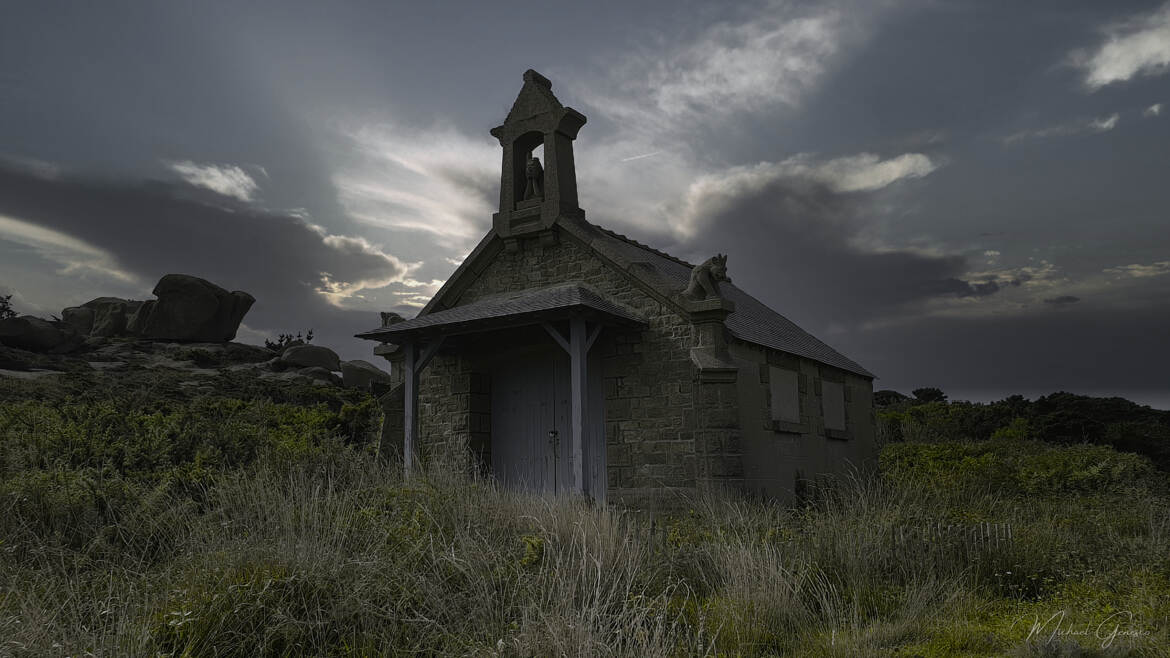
[358,70,877,507]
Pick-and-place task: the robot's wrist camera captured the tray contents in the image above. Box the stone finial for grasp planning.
[380,311,405,327]
[522,69,551,88]
[683,254,731,301]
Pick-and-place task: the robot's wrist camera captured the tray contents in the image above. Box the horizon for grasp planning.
[2,0,1168,408]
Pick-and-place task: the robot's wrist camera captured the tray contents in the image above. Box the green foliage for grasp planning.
[913,387,948,403]
[3,368,1168,656]
[520,534,545,567]
[880,439,1160,495]
[0,396,369,480]
[877,391,1170,472]
[991,416,1034,441]
[150,559,352,657]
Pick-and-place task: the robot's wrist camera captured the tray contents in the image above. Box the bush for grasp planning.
[880,439,1160,495]
[265,329,314,352]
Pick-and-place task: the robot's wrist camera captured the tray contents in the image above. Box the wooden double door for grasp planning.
[490,344,605,498]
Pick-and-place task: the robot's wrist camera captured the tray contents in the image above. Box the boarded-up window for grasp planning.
[822,380,846,431]
[769,367,800,422]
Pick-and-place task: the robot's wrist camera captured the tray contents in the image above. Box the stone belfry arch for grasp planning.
[490,70,587,240]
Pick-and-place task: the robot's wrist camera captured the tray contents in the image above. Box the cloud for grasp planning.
[1002,113,1120,143]
[0,153,60,180]
[0,162,411,361]
[167,160,261,202]
[1105,260,1170,278]
[1075,3,1170,90]
[929,277,1021,298]
[1044,295,1081,305]
[0,213,140,285]
[331,123,498,247]
[778,152,938,193]
[637,160,1017,338]
[661,151,937,240]
[0,285,50,317]
[575,0,875,135]
[310,229,416,308]
[1145,103,1163,117]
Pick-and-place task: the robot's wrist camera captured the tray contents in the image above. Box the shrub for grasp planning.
[880,439,1160,495]
[265,329,314,352]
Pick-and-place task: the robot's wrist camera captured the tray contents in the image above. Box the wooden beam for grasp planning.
[416,335,446,372]
[569,317,588,495]
[403,341,417,477]
[586,323,602,352]
[541,322,570,353]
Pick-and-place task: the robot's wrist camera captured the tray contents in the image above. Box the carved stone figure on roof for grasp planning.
[683,254,731,300]
[523,156,544,200]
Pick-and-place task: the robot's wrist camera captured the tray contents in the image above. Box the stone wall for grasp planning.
[730,340,877,501]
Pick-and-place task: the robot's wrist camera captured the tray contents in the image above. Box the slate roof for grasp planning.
[578,222,875,379]
[355,282,645,341]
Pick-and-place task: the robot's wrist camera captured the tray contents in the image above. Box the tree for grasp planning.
[874,389,911,407]
[912,387,948,403]
[0,293,15,320]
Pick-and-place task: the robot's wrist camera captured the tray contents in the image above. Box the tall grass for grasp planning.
[1,376,1168,655]
[4,451,1166,656]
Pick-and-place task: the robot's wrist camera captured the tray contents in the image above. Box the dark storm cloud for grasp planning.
[668,176,1001,330]
[850,303,1170,399]
[0,163,405,360]
[1044,295,1081,305]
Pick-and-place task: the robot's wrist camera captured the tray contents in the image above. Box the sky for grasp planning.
[1,0,1168,407]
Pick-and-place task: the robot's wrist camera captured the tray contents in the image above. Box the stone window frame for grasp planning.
[817,368,853,441]
[759,351,810,435]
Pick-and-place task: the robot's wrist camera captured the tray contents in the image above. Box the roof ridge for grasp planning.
[589,223,695,269]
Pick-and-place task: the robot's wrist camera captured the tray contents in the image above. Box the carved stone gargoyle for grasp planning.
[683,253,731,301]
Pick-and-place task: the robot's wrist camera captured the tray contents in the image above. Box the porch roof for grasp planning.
[355,282,646,342]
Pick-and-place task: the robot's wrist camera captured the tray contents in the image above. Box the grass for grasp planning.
[1,369,1168,656]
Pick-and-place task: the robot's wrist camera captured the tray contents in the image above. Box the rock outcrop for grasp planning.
[341,359,392,391]
[82,297,139,337]
[139,274,256,342]
[298,366,341,385]
[281,344,341,372]
[61,306,94,335]
[67,275,255,344]
[0,315,82,353]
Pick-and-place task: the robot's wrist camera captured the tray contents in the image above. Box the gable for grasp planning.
[449,230,674,324]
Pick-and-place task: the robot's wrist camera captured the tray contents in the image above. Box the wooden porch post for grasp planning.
[543,319,602,498]
[569,317,588,496]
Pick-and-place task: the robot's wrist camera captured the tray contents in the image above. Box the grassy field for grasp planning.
[1,369,1167,656]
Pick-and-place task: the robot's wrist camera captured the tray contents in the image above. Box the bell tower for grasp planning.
[490,70,587,240]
